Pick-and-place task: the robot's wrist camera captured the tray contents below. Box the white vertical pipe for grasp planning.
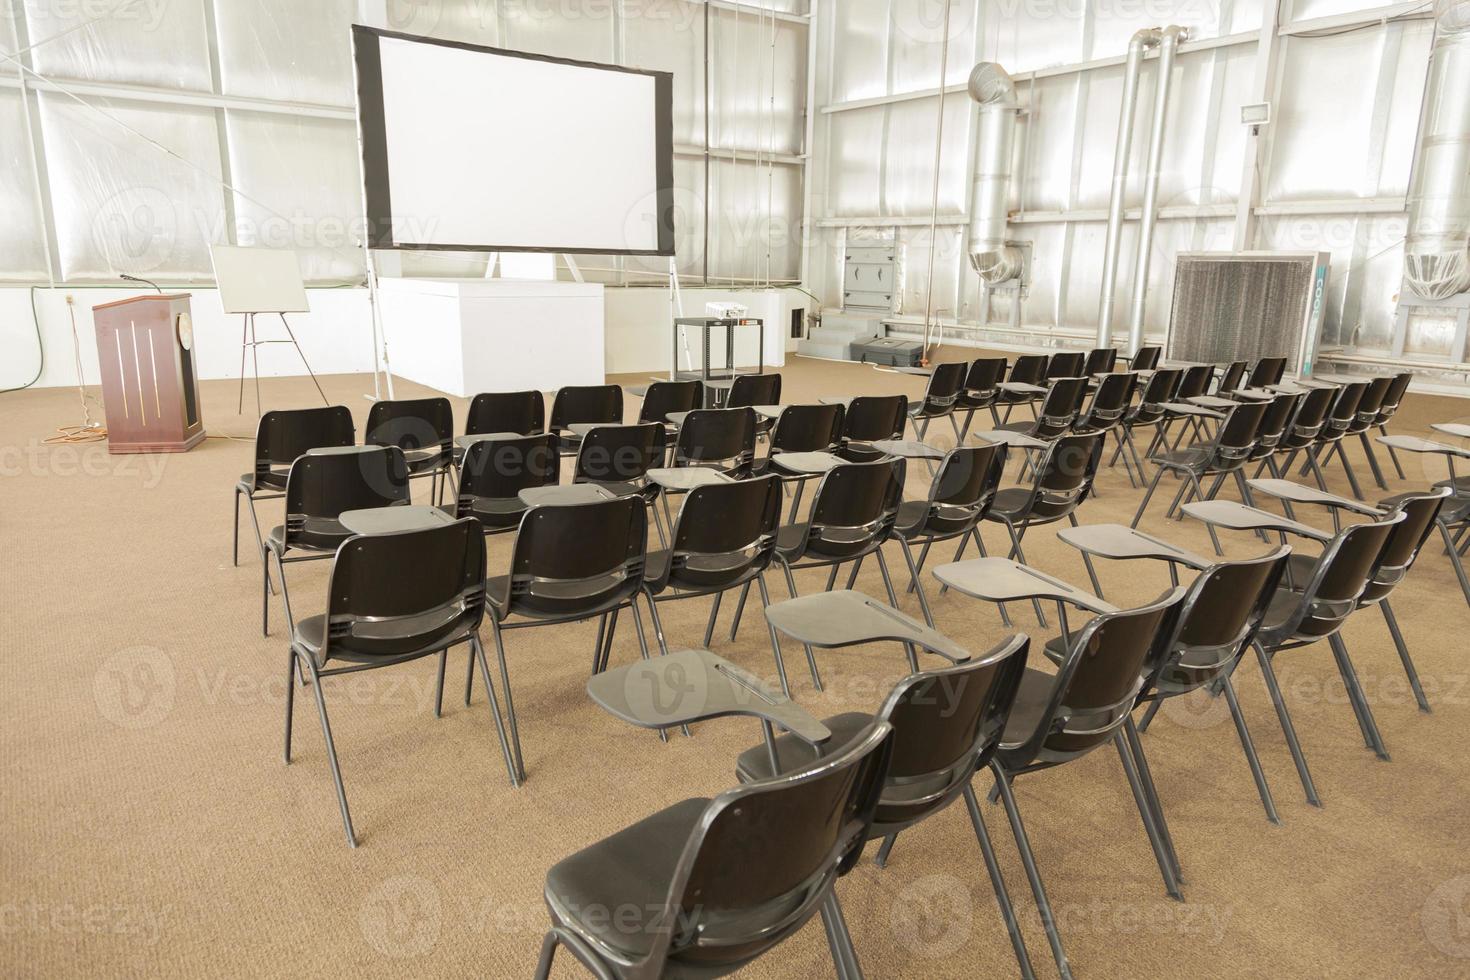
[921,0,954,360]
[1405,0,1470,299]
[1126,25,1186,355]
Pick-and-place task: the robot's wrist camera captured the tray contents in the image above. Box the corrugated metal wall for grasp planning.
[805,0,1451,372]
[0,0,810,287]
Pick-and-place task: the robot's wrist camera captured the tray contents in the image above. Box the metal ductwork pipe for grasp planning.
[967,62,1022,285]
[1097,28,1161,346]
[1405,0,1470,300]
[1125,24,1187,355]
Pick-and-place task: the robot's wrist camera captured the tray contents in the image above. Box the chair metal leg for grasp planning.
[490,620,527,783]
[591,615,608,676]
[261,548,271,637]
[874,549,921,672]
[1380,425,1407,479]
[232,487,241,566]
[597,609,620,675]
[1306,448,1331,493]
[1439,521,1470,605]
[1254,642,1321,807]
[704,590,724,647]
[1221,675,1281,824]
[283,648,297,764]
[305,663,356,847]
[1005,524,1048,628]
[899,541,936,628]
[534,931,559,980]
[963,784,1037,980]
[627,600,671,743]
[1329,634,1390,761]
[1330,440,1366,499]
[434,650,447,718]
[1358,431,1389,490]
[1137,697,1164,733]
[1380,600,1430,712]
[1114,733,1184,900]
[905,540,932,594]
[1131,465,1168,529]
[755,573,792,699]
[643,590,672,659]
[649,499,669,551]
[272,549,299,638]
[874,832,898,868]
[821,893,864,980]
[471,635,519,785]
[843,557,864,590]
[1124,718,1182,884]
[780,561,822,691]
[1068,513,1105,598]
[727,582,753,643]
[990,763,1072,980]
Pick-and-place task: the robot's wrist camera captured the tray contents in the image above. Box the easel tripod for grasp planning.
[238,312,329,416]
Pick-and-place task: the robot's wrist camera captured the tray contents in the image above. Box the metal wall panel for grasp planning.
[623,0,706,147]
[39,93,226,281]
[829,0,892,102]
[216,0,358,105]
[24,0,213,90]
[500,0,616,63]
[889,0,978,94]
[708,157,802,281]
[827,105,886,217]
[981,1,1083,75]
[709,6,806,156]
[882,93,971,216]
[1017,73,1079,214]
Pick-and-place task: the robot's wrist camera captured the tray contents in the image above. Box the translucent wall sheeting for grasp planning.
[0,89,48,280]
[24,0,212,90]
[216,0,358,105]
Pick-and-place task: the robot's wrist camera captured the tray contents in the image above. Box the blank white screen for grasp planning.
[375,36,662,253]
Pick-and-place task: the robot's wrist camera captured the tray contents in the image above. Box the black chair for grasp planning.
[636,379,701,447]
[533,722,894,980]
[642,476,792,692]
[1151,364,1216,453]
[735,634,1037,977]
[890,442,1008,627]
[1132,400,1268,553]
[1073,372,1141,483]
[838,394,907,458]
[466,390,546,438]
[1045,351,1085,380]
[726,373,782,437]
[1321,377,1392,494]
[365,397,453,505]
[996,353,1049,421]
[905,360,969,442]
[751,403,846,519]
[485,495,654,784]
[1244,391,1301,481]
[263,446,409,637]
[990,588,1187,975]
[1261,385,1336,482]
[954,356,1008,442]
[1371,372,1414,480]
[1215,360,1248,395]
[549,384,623,456]
[945,433,1104,627]
[992,376,1089,445]
[452,433,561,535]
[282,518,514,847]
[1130,345,1162,372]
[1108,368,1181,485]
[772,457,907,690]
[1248,356,1287,388]
[1250,511,1406,806]
[233,406,354,571]
[1082,347,1117,376]
[574,422,671,546]
[1296,381,1368,497]
[670,407,758,473]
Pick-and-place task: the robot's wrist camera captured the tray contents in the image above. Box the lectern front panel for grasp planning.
[91,294,206,454]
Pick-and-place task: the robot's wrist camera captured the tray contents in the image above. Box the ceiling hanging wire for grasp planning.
[921,0,955,363]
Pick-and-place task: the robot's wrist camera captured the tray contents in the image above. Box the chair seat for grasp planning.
[1261,587,1303,634]
[266,521,348,555]
[986,488,1033,521]
[1000,667,1058,747]
[404,447,447,474]
[735,712,873,782]
[544,797,711,961]
[1152,447,1210,470]
[894,499,930,532]
[775,523,810,556]
[292,609,469,668]
[239,470,288,494]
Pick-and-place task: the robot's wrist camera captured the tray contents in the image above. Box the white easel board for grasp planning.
[211,245,310,314]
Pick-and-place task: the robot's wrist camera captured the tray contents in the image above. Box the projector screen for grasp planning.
[352,25,674,255]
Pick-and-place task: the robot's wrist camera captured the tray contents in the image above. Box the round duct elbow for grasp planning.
[1404,0,1470,299]
[968,62,1021,284]
[970,246,1022,285]
[968,62,1017,106]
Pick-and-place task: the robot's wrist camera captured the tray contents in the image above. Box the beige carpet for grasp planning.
[4,349,1470,978]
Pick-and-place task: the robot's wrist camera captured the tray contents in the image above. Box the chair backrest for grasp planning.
[466,390,545,437]
[458,434,561,513]
[321,519,486,662]
[916,361,968,414]
[1046,351,1085,380]
[549,384,623,431]
[1153,548,1290,695]
[282,447,410,549]
[655,475,783,592]
[907,443,1008,537]
[841,395,907,442]
[1007,354,1048,385]
[1078,372,1136,430]
[1249,391,1301,459]
[1323,381,1367,432]
[1034,376,1089,438]
[1248,356,1287,387]
[1363,488,1452,602]
[1175,364,1215,400]
[1131,368,1181,424]
[674,408,758,473]
[366,397,453,455]
[1015,589,1186,766]
[500,495,649,617]
[769,403,845,454]
[1208,400,1269,468]
[798,457,906,561]
[728,373,782,408]
[1217,361,1248,394]
[254,406,355,471]
[645,723,894,975]
[870,635,1029,831]
[1349,376,1391,431]
[964,357,1007,395]
[1280,385,1335,447]
[574,423,666,485]
[638,380,702,426]
[1131,346,1162,371]
[1376,372,1412,423]
[1021,431,1104,522]
[1083,348,1117,375]
[1270,512,1405,641]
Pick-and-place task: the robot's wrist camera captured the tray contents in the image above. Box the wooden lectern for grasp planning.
[91,294,206,454]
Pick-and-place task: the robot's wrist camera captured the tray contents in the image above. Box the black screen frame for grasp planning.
[351,24,676,257]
